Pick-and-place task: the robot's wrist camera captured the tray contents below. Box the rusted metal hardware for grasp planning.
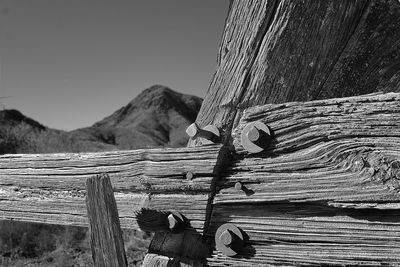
[215,223,244,257]
[168,211,185,232]
[234,181,243,191]
[234,181,255,196]
[186,123,220,144]
[185,171,194,180]
[241,121,271,153]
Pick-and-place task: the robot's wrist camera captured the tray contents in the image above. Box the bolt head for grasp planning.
[234,182,243,191]
[219,229,233,246]
[167,212,185,232]
[168,214,178,230]
[241,121,271,154]
[247,126,261,142]
[186,123,200,138]
[215,223,244,257]
[186,171,194,180]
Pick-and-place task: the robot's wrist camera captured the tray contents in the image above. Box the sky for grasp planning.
[0,1,229,130]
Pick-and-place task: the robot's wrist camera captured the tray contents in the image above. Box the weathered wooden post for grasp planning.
[85,173,127,267]
[191,0,400,146]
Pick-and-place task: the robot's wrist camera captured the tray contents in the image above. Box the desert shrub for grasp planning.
[123,229,152,266]
[0,221,62,258]
[30,129,76,153]
[0,123,38,154]
[0,122,82,154]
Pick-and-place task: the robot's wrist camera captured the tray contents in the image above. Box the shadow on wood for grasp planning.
[136,208,209,266]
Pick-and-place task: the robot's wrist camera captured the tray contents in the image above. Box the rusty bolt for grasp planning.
[186,171,194,180]
[234,182,243,191]
[186,123,202,138]
[215,223,244,257]
[168,214,179,230]
[247,125,263,143]
[241,121,271,153]
[167,211,185,232]
[186,123,220,144]
[219,229,234,246]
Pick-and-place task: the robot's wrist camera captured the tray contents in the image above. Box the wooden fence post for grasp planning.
[85,173,127,267]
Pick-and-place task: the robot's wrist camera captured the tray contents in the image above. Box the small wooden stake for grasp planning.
[85,173,127,267]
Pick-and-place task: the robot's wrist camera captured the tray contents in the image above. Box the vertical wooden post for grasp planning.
[85,173,127,267]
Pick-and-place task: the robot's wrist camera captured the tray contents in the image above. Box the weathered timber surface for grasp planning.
[0,145,222,232]
[208,93,400,266]
[85,174,127,267]
[191,0,400,146]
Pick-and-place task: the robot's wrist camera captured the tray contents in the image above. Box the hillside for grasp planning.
[0,85,202,154]
[73,85,202,150]
[0,109,47,154]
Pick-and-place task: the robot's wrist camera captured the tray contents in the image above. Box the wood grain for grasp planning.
[208,93,400,266]
[85,174,127,267]
[191,0,400,146]
[0,145,222,233]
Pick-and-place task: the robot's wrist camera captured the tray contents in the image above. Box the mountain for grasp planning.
[73,85,202,149]
[0,85,202,154]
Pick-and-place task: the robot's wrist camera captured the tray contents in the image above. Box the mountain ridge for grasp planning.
[0,85,202,154]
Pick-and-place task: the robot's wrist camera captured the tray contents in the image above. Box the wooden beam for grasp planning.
[192,0,400,145]
[0,145,223,233]
[208,93,400,266]
[85,174,127,267]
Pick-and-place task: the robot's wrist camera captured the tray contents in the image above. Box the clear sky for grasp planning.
[0,1,229,130]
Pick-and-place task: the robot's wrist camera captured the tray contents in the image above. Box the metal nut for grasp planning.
[215,223,244,257]
[167,211,185,232]
[241,121,271,153]
[186,123,220,144]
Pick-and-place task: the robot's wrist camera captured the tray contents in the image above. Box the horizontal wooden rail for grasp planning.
[0,145,223,233]
[1,93,400,266]
[208,92,400,266]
